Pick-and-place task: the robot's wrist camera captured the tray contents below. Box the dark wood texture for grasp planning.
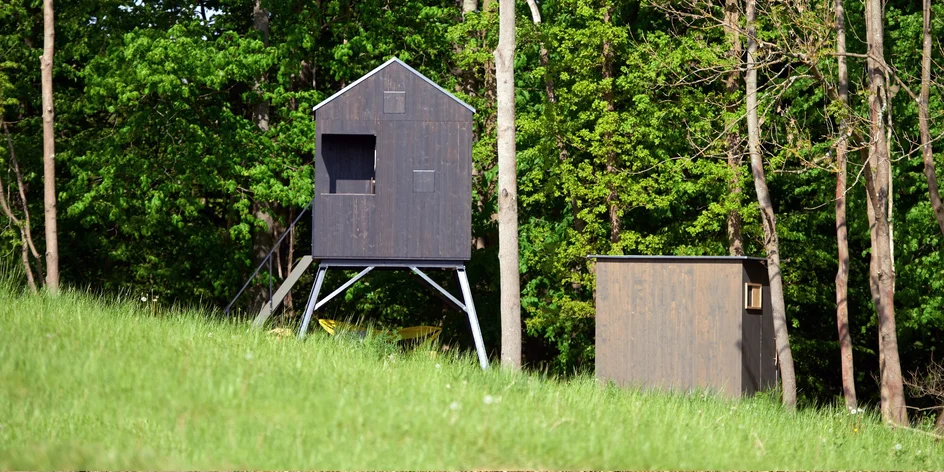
[595,257,775,397]
[743,260,778,392]
[313,60,473,260]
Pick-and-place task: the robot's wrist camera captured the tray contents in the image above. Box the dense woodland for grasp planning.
[2,0,943,416]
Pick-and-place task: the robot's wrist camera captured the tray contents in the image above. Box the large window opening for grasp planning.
[322,134,376,194]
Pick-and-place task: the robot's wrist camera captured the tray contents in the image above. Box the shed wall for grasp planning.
[595,260,744,397]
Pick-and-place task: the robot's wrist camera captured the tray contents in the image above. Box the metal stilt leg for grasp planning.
[457,266,488,369]
[298,265,327,339]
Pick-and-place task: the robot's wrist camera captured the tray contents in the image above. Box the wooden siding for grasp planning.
[596,259,745,397]
[313,84,472,261]
[743,261,777,392]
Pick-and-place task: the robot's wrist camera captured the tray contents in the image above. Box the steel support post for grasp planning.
[457,266,489,369]
[298,265,327,338]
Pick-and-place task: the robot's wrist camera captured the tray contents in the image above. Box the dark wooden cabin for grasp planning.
[592,256,777,397]
[312,57,475,261]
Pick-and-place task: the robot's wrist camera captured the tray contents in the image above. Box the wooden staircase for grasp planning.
[224,201,313,324]
[251,255,314,328]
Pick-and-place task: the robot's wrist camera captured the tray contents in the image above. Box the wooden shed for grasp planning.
[592,255,777,397]
[311,57,474,261]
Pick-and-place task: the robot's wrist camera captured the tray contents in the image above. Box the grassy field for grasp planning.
[1,284,941,469]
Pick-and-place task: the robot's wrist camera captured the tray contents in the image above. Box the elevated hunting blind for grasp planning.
[244,58,487,368]
[312,57,473,261]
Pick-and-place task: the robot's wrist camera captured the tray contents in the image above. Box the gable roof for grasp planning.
[312,57,476,114]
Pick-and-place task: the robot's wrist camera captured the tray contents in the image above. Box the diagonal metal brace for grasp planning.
[314,266,374,311]
[410,267,466,313]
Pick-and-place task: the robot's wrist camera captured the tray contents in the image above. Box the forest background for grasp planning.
[1,0,943,410]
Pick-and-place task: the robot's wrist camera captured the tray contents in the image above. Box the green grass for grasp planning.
[1,285,941,470]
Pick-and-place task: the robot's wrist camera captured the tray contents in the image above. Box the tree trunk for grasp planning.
[884,69,896,293]
[41,0,59,293]
[252,0,270,130]
[833,0,857,410]
[463,0,477,14]
[920,0,944,236]
[864,0,908,426]
[864,156,881,324]
[723,0,744,256]
[525,0,540,23]
[1,123,40,293]
[3,121,44,282]
[745,0,797,409]
[603,2,620,244]
[3,122,42,265]
[495,0,521,369]
[0,163,37,294]
[249,0,280,313]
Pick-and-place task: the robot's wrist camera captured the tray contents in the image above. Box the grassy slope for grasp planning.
[0,286,941,470]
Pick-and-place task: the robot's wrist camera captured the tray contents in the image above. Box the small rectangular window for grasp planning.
[322,134,376,195]
[745,283,763,310]
[384,91,405,114]
[413,169,435,193]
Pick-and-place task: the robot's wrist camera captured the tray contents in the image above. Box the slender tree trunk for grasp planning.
[41,0,59,293]
[884,69,896,292]
[864,157,881,320]
[863,162,890,424]
[745,0,797,409]
[495,0,521,369]
[864,0,908,426]
[724,0,744,256]
[1,123,40,293]
[0,166,38,293]
[603,2,620,244]
[463,0,477,14]
[833,0,857,410]
[920,0,944,236]
[249,0,281,312]
[525,0,540,22]
[252,0,270,131]
[3,122,41,264]
[863,153,883,355]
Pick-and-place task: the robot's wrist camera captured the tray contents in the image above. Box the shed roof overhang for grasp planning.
[588,255,767,263]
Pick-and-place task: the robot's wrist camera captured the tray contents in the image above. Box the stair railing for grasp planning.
[224,200,313,316]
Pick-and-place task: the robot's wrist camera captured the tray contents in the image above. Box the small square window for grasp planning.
[745,283,763,310]
[384,91,405,114]
[413,170,435,193]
